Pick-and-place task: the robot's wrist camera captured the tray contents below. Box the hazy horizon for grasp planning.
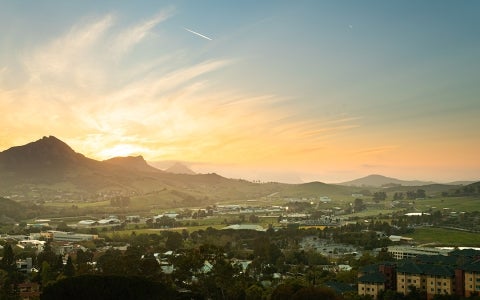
[1,1,479,183]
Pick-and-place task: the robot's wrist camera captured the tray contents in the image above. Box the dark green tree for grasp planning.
[64,256,75,277]
[37,241,57,268]
[245,285,264,300]
[165,231,183,250]
[1,243,15,272]
[373,192,387,203]
[353,198,366,212]
[139,254,160,278]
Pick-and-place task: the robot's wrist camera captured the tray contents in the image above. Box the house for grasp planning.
[320,196,332,203]
[16,258,33,274]
[97,218,121,225]
[17,282,40,300]
[222,224,266,231]
[78,220,98,226]
[17,240,45,253]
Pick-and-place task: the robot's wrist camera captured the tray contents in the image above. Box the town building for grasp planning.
[359,249,480,300]
[387,245,450,260]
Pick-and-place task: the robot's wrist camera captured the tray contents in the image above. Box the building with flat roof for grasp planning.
[46,231,98,242]
[387,246,450,260]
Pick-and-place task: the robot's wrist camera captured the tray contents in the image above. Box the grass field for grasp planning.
[100,224,227,239]
[404,227,480,247]
[412,196,480,213]
[43,200,111,208]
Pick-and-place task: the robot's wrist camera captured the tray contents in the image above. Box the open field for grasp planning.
[404,227,480,247]
[412,196,480,213]
[350,208,398,218]
[43,200,111,208]
[100,224,228,239]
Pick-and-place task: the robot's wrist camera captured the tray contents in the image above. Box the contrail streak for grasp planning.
[184,27,212,41]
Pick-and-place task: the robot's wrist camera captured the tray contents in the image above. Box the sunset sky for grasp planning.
[1,1,479,183]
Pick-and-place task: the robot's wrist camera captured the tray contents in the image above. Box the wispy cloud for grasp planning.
[113,8,175,56]
[0,10,363,169]
[351,146,398,155]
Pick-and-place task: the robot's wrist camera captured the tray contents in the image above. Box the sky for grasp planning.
[0,1,479,183]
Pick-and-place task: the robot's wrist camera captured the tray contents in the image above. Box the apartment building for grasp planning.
[359,249,480,300]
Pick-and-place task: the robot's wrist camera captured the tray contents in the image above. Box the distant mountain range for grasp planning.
[0,136,209,193]
[0,136,476,209]
[0,136,353,205]
[338,174,475,187]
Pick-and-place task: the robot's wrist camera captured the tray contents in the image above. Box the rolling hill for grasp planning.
[339,174,436,187]
[0,197,33,222]
[0,136,355,207]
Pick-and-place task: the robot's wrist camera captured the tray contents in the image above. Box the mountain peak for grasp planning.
[103,155,160,172]
[0,136,83,169]
[165,162,195,175]
[27,135,73,150]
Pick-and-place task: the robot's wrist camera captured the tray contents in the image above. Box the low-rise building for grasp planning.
[46,231,98,242]
[17,282,40,300]
[387,246,449,260]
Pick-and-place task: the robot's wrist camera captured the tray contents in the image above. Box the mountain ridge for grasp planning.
[2,136,473,209]
[103,156,161,173]
[0,136,352,205]
[339,174,436,187]
[164,162,196,175]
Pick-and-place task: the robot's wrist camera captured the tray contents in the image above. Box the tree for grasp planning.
[292,286,341,300]
[41,261,55,286]
[37,241,57,268]
[416,189,426,199]
[64,256,75,277]
[245,285,264,300]
[139,254,160,278]
[271,280,306,300]
[56,221,71,232]
[1,243,15,272]
[393,192,404,200]
[249,214,260,223]
[253,236,283,265]
[353,198,365,212]
[0,274,19,300]
[76,249,94,274]
[373,192,387,203]
[156,215,175,228]
[336,270,357,284]
[53,255,64,274]
[97,249,125,275]
[376,249,395,262]
[165,231,184,250]
[40,275,177,300]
